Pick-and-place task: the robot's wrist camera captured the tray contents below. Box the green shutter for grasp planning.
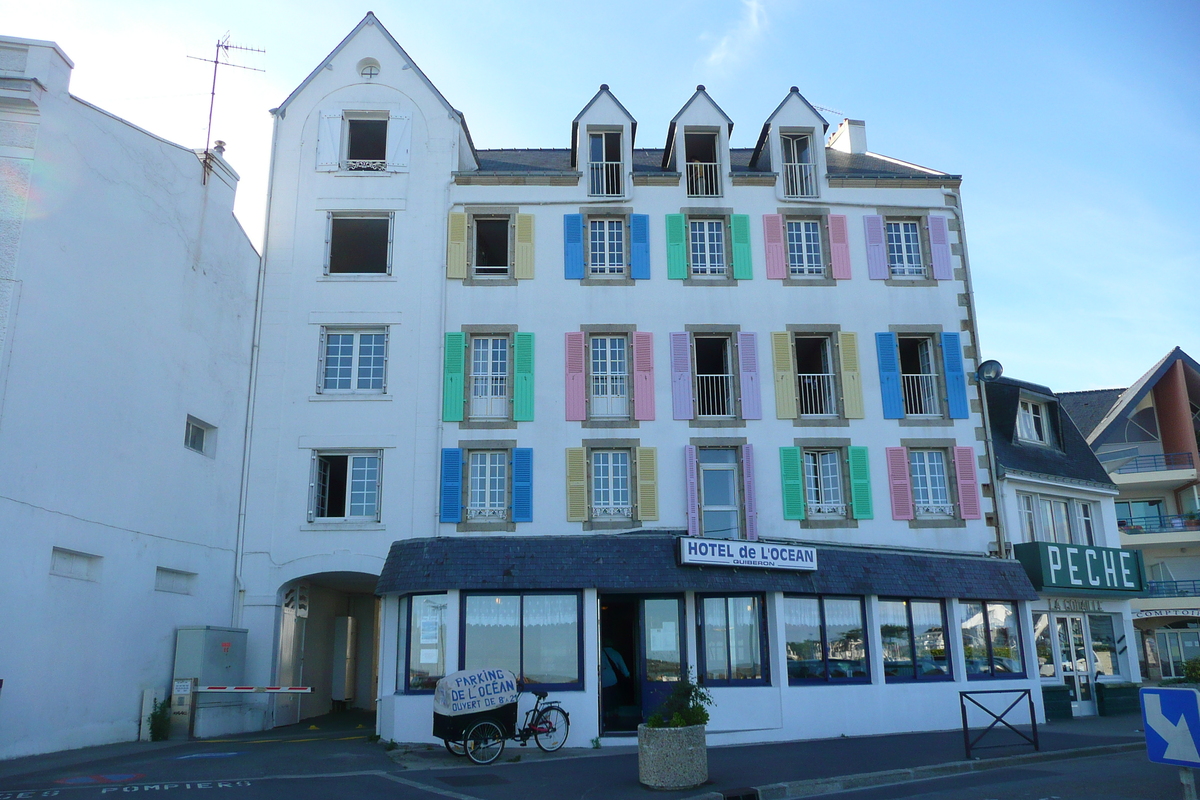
[442,332,466,422]
[513,331,535,421]
[848,445,873,520]
[731,214,752,279]
[780,446,805,520]
[666,214,687,279]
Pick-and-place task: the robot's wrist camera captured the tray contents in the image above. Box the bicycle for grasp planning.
[444,689,570,765]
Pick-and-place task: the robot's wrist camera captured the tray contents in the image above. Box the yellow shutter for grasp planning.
[566,447,588,522]
[839,331,865,419]
[635,447,659,521]
[772,332,797,419]
[447,212,467,279]
[514,213,535,279]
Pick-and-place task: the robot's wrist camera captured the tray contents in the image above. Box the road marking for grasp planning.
[173,755,240,761]
[199,735,366,745]
[374,773,485,800]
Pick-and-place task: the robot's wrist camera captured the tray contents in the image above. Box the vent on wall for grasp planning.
[50,547,102,582]
[155,567,197,595]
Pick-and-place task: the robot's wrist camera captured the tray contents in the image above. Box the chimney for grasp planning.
[828,118,867,155]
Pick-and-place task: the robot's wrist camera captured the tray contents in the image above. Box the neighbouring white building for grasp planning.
[236,13,1044,748]
[0,36,259,758]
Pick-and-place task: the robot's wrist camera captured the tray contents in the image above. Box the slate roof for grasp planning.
[985,376,1115,488]
[1057,389,1125,440]
[376,532,1037,600]
[824,150,957,180]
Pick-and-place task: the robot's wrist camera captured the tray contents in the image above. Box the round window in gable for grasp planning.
[357,58,381,80]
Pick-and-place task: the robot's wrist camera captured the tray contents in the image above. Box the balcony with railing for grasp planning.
[590,375,628,418]
[592,504,632,520]
[1110,451,1197,490]
[1148,580,1200,598]
[696,373,735,417]
[466,506,507,520]
[807,502,846,517]
[343,159,386,171]
[902,373,941,417]
[783,162,818,198]
[469,375,509,420]
[797,373,837,416]
[1120,514,1200,535]
[686,162,722,197]
[1115,452,1195,474]
[588,161,623,197]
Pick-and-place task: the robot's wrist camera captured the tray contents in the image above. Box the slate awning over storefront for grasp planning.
[376,532,1037,600]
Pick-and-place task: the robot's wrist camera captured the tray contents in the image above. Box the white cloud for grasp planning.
[704,0,767,70]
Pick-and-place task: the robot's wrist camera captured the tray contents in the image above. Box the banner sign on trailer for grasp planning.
[434,668,519,716]
[678,537,817,571]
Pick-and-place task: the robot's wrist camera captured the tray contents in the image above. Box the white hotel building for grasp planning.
[232,13,1048,747]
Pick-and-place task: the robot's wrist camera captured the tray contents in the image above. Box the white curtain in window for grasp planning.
[465,595,521,627]
[522,594,576,627]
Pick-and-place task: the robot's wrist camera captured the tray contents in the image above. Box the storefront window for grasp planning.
[880,599,950,681]
[961,601,1025,679]
[783,595,867,684]
[462,593,581,689]
[699,595,766,685]
[1087,615,1121,677]
[1157,627,1200,679]
[406,593,449,692]
[1033,612,1056,678]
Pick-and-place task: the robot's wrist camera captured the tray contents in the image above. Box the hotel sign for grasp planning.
[1014,542,1145,595]
[678,538,817,572]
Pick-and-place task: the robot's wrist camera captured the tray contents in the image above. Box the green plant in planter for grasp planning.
[645,676,713,729]
[1184,656,1200,684]
[148,698,171,741]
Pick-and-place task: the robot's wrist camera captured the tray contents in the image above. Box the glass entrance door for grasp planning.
[599,595,684,733]
[1057,615,1095,715]
[640,598,684,722]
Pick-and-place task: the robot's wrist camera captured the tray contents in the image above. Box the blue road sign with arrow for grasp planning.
[1142,687,1200,767]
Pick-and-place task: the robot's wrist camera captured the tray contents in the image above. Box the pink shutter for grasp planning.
[763,214,787,279]
[928,215,953,280]
[954,446,982,520]
[633,331,655,421]
[742,444,758,541]
[885,446,914,520]
[828,214,851,279]
[864,215,888,279]
[737,332,762,420]
[685,445,700,536]
[670,332,694,420]
[565,332,586,421]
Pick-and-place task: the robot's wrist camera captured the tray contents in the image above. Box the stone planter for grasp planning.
[1096,683,1141,716]
[1040,683,1073,720]
[637,723,708,790]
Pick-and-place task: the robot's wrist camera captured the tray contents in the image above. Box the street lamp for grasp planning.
[975,360,1007,558]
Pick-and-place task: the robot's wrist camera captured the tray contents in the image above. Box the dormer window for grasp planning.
[1017,400,1048,443]
[684,131,721,197]
[781,133,817,198]
[588,131,622,196]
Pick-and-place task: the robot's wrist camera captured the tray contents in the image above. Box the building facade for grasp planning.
[0,37,259,758]
[239,14,1042,747]
[1059,349,1200,681]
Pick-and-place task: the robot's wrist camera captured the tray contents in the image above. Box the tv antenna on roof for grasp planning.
[813,104,844,118]
[188,33,265,183]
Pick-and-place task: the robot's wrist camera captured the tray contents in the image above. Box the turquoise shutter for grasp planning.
[564,214,584,279]
[666,214,687,279]
[511,448,533,522]
[847,446,873,520]
[875,332,904,419]
[440,448,463,523]
[443,332,466,422]
[941,332,969,419]
[731,214,752,279]
[512,332,535,421]
[630,214,650,279]
[779,447,806,520]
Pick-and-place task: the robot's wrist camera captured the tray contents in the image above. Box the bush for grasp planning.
[148,698,171,741]
[645,676,713,729]
[1184,657,1200,684]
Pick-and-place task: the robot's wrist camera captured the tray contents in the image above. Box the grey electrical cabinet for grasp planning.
[174,626,248,686]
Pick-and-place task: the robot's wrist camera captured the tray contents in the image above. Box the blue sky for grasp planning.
[8,0,1198,391]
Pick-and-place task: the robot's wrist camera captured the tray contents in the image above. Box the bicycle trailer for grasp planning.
[433,667,520,743]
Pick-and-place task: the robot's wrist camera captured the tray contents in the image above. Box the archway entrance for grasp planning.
[275,572,380,726]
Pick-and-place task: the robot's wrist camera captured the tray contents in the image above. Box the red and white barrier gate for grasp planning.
[196,686,312,693]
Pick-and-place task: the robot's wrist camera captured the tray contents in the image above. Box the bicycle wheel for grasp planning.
[443,738,466,757]
[464,720,505,765]
[533,706,569,752]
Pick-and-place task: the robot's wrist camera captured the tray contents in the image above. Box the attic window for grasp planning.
[684,132,721,197]
[357,58,381,79]
[1017,400,1047,443]
[346,118,387,170]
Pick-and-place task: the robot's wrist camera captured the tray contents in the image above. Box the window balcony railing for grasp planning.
[1119,514,1200,534]
[466,507,507,520]
[686,162,722,197]
[808,502,846,516]
[588,161,623,197]
[1148,580,1200,598]
[915,503,955,516]
[343,159,386,171]
[469,375,508,419]
[1114,452,1195,474]
[590,375,628,418]
[695,373,735,417]
[902,373,941,416]
[592,504,632,519]
[797,373,837,416]
[783,162,818,198]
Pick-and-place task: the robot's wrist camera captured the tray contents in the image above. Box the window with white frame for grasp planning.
[1079,502,1096,545]
[699,447,741,539]
[343,115,388,170]
[588,131,623,197]
[470,336,509,420]
[1017,400,1048,443]
[886,220,924,277]
[898,336,941,417]
[1019,493,1037,542]
[588,218,625,276]
[320,328,387,393]
[468,451,508,520]
[589,335,629,418]
[591,449,632,520]
[694,335,736,418]
[794,336,837,416]
[473,216,511,277]
[909,449,953,517]
[804,450,845,517]
[786,219,824,276]
[1017,492,1098,545]
[184,416,214,456]
[327,213,392,274]
[781,133,817,198]
[310,451,381,522]
[689,219,726,276]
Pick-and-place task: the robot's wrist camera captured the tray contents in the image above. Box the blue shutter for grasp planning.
[941,332,969,419]
[564,214,585,279]
[875,332,904,419]
[440,448,463,523]
[511,448,533,522]
[629,214,650,279]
